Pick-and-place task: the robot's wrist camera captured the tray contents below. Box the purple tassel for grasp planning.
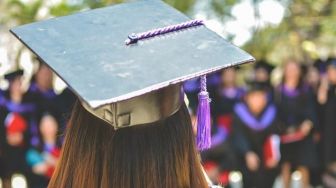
[196,75,211,151]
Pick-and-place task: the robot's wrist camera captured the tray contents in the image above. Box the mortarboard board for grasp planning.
[4,69,24,81]
[254,60,275,74]
[245,80,269,93]
[10,0,254,149]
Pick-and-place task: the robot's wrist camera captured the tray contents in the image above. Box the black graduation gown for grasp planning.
[27,82,59,119]
[232,102,280,188]
[323,85,336,165]
[275,85,317,167]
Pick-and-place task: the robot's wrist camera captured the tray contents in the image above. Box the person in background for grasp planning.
[275,60,316,188]
[28,62,60,145]
[212,68,245,127]
[26,113,61,188]
[253,60,275,100]
[28,62,56,105]
[306,60,326,187]
[254,60,275,86]
[28,62,57,111]
[202,68,244,186]
[318,58,336,187]
[232,81,280,188]
[0,69,35,188]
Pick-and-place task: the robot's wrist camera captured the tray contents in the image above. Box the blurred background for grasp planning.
[0,0,336,187]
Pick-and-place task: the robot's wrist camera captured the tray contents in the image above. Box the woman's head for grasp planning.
[221,68,237,87]
[283,60,302,84]
[49,101,208,188]
[244,90,267,115]
[39,113,59,142]
[306,66,320,87]
[4,70,24,96]
[9,76,23,96]
[35,63,54,91]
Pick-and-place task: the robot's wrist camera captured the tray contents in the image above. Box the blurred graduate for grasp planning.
[0,69,36,187]
[232,81,280,188]
[26,112,61,188]
[275,60,317,188]
[318,58,336,187]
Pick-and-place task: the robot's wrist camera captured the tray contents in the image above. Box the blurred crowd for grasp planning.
[185,58,336,188]
[0,62,76,188]
[0,57,336,188]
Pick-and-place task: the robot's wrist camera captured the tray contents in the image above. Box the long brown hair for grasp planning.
[48,101,208,188]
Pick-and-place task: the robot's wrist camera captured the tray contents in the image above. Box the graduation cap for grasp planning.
[4,69,24,81]
[326,57,336,68]
[245,80,269,93]
[10,0,254,150]
[313,59,327,73]
[254,60,275,74]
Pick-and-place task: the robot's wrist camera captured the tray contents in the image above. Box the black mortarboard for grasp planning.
[326,57,336,68]
[4,69,24,81]
[254,60,275,74]
[313,59,327,73]
[11,0,254,149]
[246,80,269,92]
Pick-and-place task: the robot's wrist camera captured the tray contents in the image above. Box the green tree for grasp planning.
[244,0,336,64]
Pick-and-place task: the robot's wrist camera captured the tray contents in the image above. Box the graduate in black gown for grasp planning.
[232,81,280,188]
[306,60,327,187]
[0,70,36,187]
[26,112,62,188]
[28,62,58,116]
[202,68,244,186]
[27,62,65,144]
[318,58,336,187]
[275,60,316,188]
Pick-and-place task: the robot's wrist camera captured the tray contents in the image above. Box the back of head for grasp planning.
[49,101,208,188]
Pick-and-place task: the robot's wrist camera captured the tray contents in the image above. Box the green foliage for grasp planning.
[244,0,336,64]
[5,0,43,24]
[210,0,239,18]
[163,0,195,13]
[50,2,82,17]
[81,0,129,9]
